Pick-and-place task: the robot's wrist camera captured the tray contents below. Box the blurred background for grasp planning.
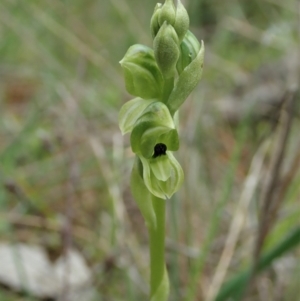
[0,0,299,300]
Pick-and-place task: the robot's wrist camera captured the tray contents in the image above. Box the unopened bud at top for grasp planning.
[173,0,190,42]
[150,3,162,38]
[158,0,176,27]
[150,0,189,43]
[154,22,180,79]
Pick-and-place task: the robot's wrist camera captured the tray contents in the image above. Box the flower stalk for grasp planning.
[119,0,204,299]
[149,195,169,300]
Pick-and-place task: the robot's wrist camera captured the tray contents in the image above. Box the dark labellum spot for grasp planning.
[152,143,167,158]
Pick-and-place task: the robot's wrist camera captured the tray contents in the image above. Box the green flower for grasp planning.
[120,99,183,199]
[119,44,164,99]
[130,102,179,158]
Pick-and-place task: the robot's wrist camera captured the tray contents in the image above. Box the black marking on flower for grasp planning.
[152,143,167,158]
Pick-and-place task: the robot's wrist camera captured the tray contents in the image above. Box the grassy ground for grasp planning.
[0,0,299,300]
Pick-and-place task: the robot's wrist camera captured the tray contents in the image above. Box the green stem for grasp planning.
[149,195,169,300]
[161,77,174,103]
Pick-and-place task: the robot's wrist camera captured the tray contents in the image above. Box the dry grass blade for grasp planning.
[254,90,296,260]
[262,0,295,12]
[0,213,94,243]
[241,89,298,299]
[268,145,300,228]
[25,1,122,85]
[89,136,125,236]
[205,50,249,85]
[0,3,62,72]
[109,0,149,43]
[222,17,289,50]
[204,141,268,301]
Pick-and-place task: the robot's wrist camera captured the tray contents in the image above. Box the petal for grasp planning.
[150,155,172,181]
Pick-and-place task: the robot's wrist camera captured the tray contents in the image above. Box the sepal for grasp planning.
[118,97,157,135]
[120,44,164,99]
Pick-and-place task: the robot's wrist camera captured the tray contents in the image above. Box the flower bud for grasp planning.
[150,3,162,38]
[173,0,189,42]
[158,0,176,27]
[120,44,163,99]
[154,22,180,79]
[150,0,189,43]
[167,40,204,114]
[176,30,201,74]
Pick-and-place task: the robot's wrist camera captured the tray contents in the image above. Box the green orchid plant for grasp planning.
[118,0,204,299]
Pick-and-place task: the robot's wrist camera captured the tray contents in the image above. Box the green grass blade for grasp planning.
[214,225,300,301]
